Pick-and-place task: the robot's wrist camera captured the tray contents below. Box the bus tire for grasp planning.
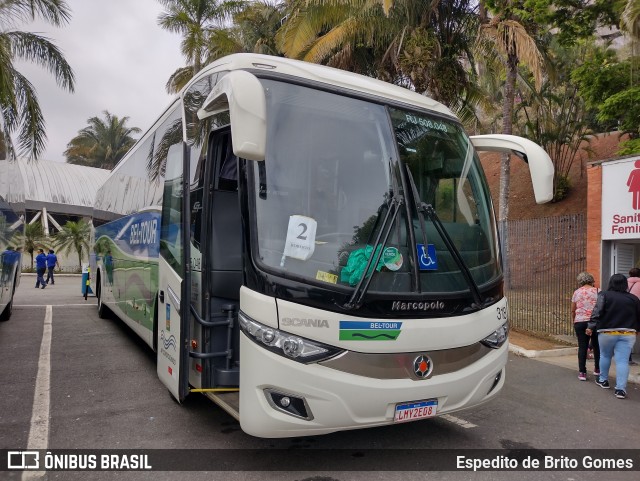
[97,272,110,319]
[0,300,11,321]
[0,276,15,322]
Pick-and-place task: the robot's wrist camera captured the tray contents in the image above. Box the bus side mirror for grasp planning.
[196,70,266,162]
[470,134,555,204]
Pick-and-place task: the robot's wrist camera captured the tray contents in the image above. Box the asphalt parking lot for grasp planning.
[1,276,639,480]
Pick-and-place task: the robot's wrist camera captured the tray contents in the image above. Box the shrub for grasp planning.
[618,139,640,156]
[554,174,571,202]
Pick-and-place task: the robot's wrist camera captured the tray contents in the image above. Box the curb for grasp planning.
[509,343,577,358]
[509,343,640,385]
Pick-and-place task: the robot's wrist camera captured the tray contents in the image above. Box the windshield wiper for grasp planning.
[422,204,484,307]
[342,195,403,310]
[404,167,484,308]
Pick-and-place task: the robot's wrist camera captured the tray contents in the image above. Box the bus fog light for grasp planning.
[488,370,502,394]
[264,389,313,420]
[480,322,509,349]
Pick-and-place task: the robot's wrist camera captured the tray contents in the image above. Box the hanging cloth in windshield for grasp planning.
[340,245,385,287]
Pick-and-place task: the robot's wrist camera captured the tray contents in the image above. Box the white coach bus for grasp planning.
[90,53,554,438]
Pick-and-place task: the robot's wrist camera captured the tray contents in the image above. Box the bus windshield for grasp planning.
[252,79,500,296]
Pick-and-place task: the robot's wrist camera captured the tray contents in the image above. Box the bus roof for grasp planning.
[184,53,456,119]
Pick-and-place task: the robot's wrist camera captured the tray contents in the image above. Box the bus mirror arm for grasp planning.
[469,134,555,204]
[196,70,267,162]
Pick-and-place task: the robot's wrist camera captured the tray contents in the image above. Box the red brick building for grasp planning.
[587,155,640,287]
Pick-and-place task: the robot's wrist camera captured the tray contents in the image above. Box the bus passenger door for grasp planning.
[157,143,191,402]
[201,128,242,389]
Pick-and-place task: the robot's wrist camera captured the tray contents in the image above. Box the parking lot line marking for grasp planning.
[440,414,477,429]
[22,305,52,481]
[15,304,96,307]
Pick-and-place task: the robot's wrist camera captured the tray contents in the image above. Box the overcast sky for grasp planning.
[15,0,184,162]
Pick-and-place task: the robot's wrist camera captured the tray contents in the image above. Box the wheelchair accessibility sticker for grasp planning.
[417,244,438,270]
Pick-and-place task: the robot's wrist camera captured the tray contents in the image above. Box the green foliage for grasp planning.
[570,48,639,136]
[157,0,250,93]
[0,0,75,160]
[597,86,640,138]
[515,41,592,202]
[22,222,45,268]
[64,111,140,170]
[554,174,571,201]
[55,220,90,270]
[618,138,640,155]
[278,0,482,111]
[521,0,620,46]
[571,48,631,110]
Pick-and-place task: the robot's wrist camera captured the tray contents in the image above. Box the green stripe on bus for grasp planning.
[339,330,401,341]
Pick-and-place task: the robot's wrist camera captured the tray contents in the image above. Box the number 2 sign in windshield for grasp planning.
[282,215,317,264]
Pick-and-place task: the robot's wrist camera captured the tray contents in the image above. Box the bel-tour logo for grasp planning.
[129,218,158,246]
[339,320,402,341]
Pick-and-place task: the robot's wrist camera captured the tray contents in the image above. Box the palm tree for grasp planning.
[55,220,90,271]
[157,0,247,93]
[278,0,480,108]
[0,0,75,160]
[64,111,141,170]
[231,0,286,56]
[22,221,44,269]
[476,3,545,287]
[622,0,640,39]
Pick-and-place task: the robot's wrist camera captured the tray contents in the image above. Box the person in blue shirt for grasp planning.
[35,248,47,289]
[46,249,59,285]
[1,246,19,284]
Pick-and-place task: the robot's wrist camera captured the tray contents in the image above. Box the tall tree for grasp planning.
[477,1,545,286]
[64,111,141,170]
[157,0,247,93]
[55,220,90,271]
[0,0,75,160]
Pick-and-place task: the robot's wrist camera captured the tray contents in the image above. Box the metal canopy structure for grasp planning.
[0,159,109,217]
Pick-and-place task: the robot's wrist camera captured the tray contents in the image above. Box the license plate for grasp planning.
[394,399,438,423]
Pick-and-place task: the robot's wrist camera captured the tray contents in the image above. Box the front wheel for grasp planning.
[0,273,17,322]
[97,274,109,319]
[0,294,13,322]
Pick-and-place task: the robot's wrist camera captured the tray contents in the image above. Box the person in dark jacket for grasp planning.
[587,273,640,399]
[35,248,47,289]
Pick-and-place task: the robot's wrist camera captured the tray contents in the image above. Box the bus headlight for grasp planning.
[238,311,344,363]
[480,322,509,349]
